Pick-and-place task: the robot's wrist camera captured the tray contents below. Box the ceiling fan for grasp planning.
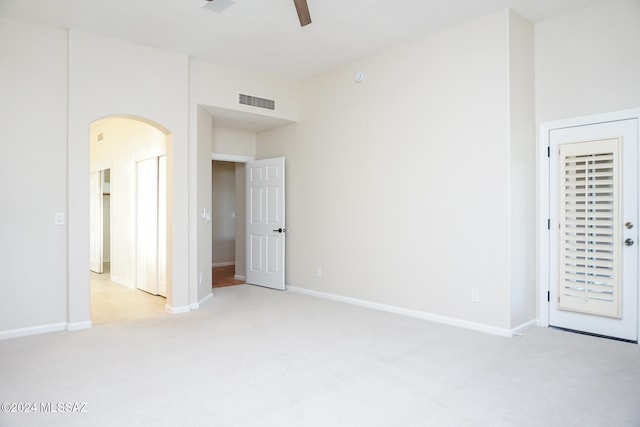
[293,0,312,27]
[203,0,312,27]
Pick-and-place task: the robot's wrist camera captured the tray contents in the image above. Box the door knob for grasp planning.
[272,228,286,233]
[625,238,634,246]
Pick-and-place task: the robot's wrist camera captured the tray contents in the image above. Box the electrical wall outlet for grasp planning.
[315,267,322,278]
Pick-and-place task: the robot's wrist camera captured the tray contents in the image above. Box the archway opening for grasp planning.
[89,116,172,324]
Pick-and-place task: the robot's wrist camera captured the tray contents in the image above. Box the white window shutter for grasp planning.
[558,138,622,318]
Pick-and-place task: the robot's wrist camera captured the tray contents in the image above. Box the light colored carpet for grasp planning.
[1,284,639,427]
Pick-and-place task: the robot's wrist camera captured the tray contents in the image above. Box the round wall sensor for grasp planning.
[354,71,364,82]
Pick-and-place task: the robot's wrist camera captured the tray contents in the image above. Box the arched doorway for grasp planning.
[89,116,172,324]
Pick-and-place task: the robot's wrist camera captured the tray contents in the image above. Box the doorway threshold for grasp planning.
[550,326,637,344]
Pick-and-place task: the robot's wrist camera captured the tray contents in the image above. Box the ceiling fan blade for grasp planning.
[293,0,312,27]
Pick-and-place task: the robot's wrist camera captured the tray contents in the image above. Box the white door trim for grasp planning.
[538,108,640,341]
[89,170,104,274]
[212,153,255,163]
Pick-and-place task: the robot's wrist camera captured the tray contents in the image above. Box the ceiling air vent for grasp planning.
[239,94,275,110]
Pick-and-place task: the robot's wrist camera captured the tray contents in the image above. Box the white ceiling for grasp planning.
[1,0,605,81]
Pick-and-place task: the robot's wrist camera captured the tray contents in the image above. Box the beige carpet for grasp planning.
[1,284,639,427]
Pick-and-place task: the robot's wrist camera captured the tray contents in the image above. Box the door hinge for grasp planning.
[547,219,550,230]
[547,146,550,158]
[547,291,550,302]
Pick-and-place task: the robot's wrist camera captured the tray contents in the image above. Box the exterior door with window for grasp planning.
[549,119,638,341]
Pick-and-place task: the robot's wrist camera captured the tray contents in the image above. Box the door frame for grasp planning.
[538,108,640,342]
[89,170,104,274]
[211,153,255,276]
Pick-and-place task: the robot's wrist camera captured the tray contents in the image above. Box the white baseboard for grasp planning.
[234,275,246,281]
[287,286,517,338]
[165,304,191,314]
[67,321,92,331]
[212,262,235,268]
[190,292,213,310]
[0,322,66,340]
[512,319,538,335]
[110,275,135,288]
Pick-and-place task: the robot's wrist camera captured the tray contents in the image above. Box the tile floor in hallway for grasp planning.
[90,264,244,325]
[90,263,167,325]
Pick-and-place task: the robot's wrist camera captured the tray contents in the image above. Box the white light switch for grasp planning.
[55,212,65,225]
[471,288,480,303]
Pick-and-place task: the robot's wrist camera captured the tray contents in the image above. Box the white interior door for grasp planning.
[136,157,159,295]
[89,171,103,273]
[246,157,286,290]
[549,119,638,341]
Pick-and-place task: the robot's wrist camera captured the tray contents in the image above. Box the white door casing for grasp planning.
[548,118,638,341]
[157,155,167,297]
[89,171,103,274]
[246,157,286,290]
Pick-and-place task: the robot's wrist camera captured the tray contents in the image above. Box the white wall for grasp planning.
[0,20,191,335]
[68,31,190,319]
[195,106,214,304]
[508,11,536,328]
[257,11,527,330]
[212,162,237,265]
[190,59,298,123]
[536,0,640,123]
[212,126,256,158]
[0,19,68,334]
[90,117,167,287]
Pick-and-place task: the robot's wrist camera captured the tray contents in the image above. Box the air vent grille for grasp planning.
[239,94,275,110]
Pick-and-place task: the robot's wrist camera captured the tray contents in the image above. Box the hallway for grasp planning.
[90,263,167,325]
[212,265,245,288]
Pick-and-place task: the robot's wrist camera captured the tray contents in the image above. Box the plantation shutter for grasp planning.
[558,138,622,318]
